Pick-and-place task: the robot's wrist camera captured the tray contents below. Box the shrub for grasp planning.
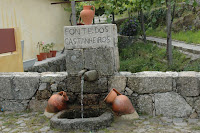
[150,8,167,29]
[119,17,140,36]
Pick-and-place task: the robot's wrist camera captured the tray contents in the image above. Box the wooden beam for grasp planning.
[51,0,95,5]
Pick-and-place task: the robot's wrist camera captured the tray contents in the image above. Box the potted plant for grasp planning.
[42,44,52,58]
[36,41,44,61]
[46,44,53,58]
[49,42,57,57]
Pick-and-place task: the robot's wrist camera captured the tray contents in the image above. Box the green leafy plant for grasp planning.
[49,42,55,51]
[119,17,140,36]
[150,7,167,29]
[42,44,50,53]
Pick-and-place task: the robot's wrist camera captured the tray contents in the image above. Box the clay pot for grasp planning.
[80,5,95,25]
[104,88,121,104]
[37,54,43,61]
[40,53,47,60]
[104,88,135,115]
[47,52,52,58]
[45,91,69,113]
[50,50,57,57]
[112,95,135,115]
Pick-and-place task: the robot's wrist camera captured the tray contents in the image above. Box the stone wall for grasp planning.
[110,71,200,118]
[0,72,108,112]
[0,71,199,118]
[25,55,66,73]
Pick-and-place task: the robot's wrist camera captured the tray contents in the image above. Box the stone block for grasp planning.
[41,72,68,83]
[36,89,52,100]
[64,24,117,49]
[0,74,14,99]
[29,99,48,112]
[194,97,200,116]
[154,92,192,117]
[67,76,81,93]
[13,73,40,100]
[177,72,199,97]
[67,76,108,93]
[137,95,153,115]
[1,100,27,111]
[39,83,47,91]
[84,77,108,93]
[38,67,47,73]
[84,70,98,82]
[51,84,58,92]
[124,87,133,96]
[49,65,58,72]
[127,72,173,94]
[185,97,195,107]
[57,81,67,91]
[84,48,118,76]
[108,75,127,93]
[65,49,84,75]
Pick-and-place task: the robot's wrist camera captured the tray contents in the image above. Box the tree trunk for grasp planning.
[166,0,173,66]
[140,9,147,43]
[71,1,77,26]
[112,12,115,24]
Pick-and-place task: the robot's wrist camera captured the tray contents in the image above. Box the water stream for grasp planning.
[81,75,84,119]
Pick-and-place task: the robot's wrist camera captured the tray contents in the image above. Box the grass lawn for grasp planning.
[146,27,200,44]
[119,41,200,73]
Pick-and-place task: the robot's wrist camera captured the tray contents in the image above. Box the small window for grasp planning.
[0,28,16,54]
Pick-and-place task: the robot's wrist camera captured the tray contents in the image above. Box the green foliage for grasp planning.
[42,42,55,53]
[76,0,126,17]
[119,41,199,73]
[150,7,167,29]
[42,44,50,53]
[49,42,55,50]
[119,17,140,36]
[146,27,167,38]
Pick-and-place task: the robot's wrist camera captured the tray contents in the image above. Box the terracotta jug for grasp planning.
[45,91,69,113]
[104,88,135,115]
[104,88,121,103]
[112,95,135,115]
[80,5,95,25]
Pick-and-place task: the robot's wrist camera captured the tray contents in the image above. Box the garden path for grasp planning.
[146,36,200,60]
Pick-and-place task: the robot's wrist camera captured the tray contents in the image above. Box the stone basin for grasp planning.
[50,108,113,131]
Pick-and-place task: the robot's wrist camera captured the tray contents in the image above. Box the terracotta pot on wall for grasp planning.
[50,50,57,57]
[47,52,52,58]
[40,53,47,60]
[80,5,95,25]
[45,91,69,113]
[37,54,43,61]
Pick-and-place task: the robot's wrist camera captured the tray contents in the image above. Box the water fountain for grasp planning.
[50,24,120,131]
